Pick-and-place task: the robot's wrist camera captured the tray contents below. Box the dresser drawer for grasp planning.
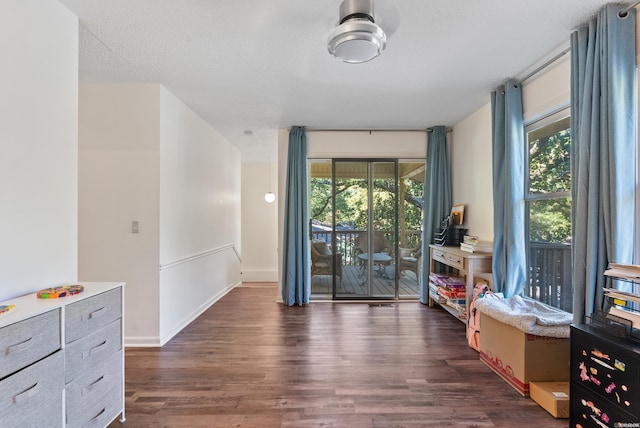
[0,350,64,428]
[432,248,465,270]
[571,326,639,415]
[65,319,122,384]
[65,288,122,344]
[67,385,123,428]
[0,309,61,379]
[570,383,638,427]
[66,350,123,427]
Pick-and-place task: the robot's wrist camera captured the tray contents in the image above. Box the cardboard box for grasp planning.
[529,381,570,418]
[479,314,570,396]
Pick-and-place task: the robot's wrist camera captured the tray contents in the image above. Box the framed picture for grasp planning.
[450,204,465,225]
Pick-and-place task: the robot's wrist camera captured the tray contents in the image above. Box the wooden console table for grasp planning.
[428,245,492,324]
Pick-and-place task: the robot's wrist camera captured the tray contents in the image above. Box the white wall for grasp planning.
[79,84,241,347]
[450,104,494,241]
[241,161,279,282]
[78,84,161,344]
[307,131,427,158]
[522,57,570,123]
[450,53,572,243]
[0,0,78,301]
[158,87,242,344]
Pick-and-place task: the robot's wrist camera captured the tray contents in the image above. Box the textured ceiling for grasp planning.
[58,0,620,162]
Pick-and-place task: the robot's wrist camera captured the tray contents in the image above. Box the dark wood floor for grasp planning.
[109,284,568,428]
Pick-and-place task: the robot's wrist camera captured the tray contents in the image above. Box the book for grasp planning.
[460,243,475,252]
[603,288,640,304]
[463,235,478,245]
[460,241,493,253]
[604,263,640,281]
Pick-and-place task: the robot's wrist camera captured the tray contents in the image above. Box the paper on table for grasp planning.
[604,263,640,281]
[603,289,640,304]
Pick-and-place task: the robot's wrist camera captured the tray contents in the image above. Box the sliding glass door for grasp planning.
[309,159,424,300]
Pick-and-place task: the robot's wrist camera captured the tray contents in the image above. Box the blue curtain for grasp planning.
[570,4,636,323]
[281,126,311,306]
[420,126,452,295]
[491,80,527,297]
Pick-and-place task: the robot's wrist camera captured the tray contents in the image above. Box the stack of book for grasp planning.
[429,273,466,298]
[460,235,493,253]
[603,263,640,334]
[428,273,468,319]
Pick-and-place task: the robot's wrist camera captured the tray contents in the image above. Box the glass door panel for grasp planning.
[370,161,396,298]
[333,161,368,298]
[309,159,335,297]
[333,160,398,299]
[397,160,425,298]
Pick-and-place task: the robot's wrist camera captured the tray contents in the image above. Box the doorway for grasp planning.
[309,159,424,300]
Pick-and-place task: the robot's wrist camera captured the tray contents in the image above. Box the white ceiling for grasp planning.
[58,0,620,162]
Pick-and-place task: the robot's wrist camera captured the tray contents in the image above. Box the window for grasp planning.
[524,109,572,312]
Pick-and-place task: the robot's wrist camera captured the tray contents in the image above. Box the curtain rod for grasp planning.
[519,0,638,84]
[297,128,453,133]
[619,0,640,17]
[519,46,571,84]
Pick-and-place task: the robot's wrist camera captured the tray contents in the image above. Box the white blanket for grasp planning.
[474,295,572,338]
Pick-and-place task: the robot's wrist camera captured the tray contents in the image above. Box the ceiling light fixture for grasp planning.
[327,0,386,64]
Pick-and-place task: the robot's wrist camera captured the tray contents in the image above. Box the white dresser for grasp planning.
[0,282,125,428]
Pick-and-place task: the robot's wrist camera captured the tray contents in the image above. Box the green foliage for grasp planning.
[529,129,571,194]
[529,198,571,244]
[310,177,424,233]
[527,124,572,244]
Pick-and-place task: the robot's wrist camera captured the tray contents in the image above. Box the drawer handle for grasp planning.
[84,306,106,320]
[6,337,33,355]
[81,375,105,396]
[435,251,444,258]
[83,407,106,428]
[12,383,39,404]
[82,340,108,359]
[447,256,461,264]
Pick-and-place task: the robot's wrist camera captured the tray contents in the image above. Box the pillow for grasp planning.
[312,240,332,255]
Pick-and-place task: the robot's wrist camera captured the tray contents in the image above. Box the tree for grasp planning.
[528,128,571,244]
[310,177,424,233]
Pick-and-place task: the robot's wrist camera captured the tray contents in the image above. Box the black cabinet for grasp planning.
[570,324,640,427]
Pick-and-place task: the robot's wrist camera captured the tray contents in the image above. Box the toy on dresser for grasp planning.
[36,284,84,299]
[0,304,15,316]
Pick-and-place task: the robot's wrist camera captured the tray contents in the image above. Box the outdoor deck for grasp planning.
[311,264,420,299]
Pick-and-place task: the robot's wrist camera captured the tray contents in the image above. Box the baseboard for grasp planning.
[123,281,241,348]
[159,281,240,346]
[124,336,162,348]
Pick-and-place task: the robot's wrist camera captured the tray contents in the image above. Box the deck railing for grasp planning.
[311,230,421,266]
[526,241,572,312]
[312,233,572,310]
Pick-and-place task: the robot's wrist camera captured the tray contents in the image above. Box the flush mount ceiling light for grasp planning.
[327,0,386,64]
